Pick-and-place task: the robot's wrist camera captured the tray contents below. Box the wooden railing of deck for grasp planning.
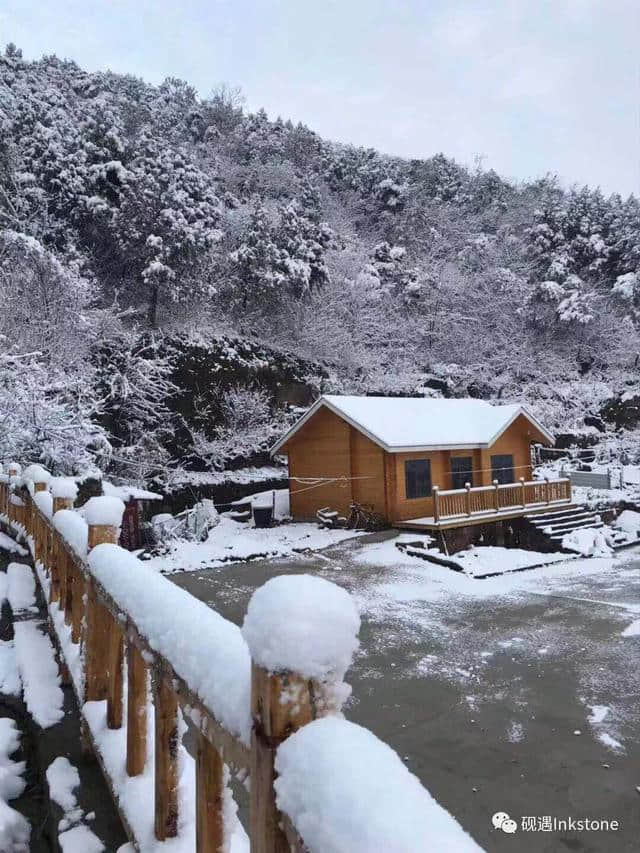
[0,476,355,853]
[433,477,571,523]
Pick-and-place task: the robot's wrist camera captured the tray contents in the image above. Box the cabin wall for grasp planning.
[488,415,534,483]
[392,450,448,522]
[284,407,352,519]
[350,428,387,516]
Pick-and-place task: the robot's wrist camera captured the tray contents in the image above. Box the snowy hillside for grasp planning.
[1,44,639,481]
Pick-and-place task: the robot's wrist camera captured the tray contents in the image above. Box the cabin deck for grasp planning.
[395,502,578,531]
[395,478,573,531]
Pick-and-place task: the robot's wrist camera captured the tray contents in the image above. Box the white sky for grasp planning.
[2,0,639,195]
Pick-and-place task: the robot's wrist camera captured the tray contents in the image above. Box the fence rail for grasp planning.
[433,477,572,523]
[0,465,480,852]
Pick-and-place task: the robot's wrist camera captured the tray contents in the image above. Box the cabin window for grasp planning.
[405,459,431,499]
[491,454,514,484]
[451,456,473,490]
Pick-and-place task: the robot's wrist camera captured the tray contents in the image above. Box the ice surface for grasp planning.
[275,716,483,852]
[242,574,360,681]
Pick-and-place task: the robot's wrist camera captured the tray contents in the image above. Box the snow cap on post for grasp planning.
[7,463,21,477]
[22,464,51,491]
[50,477,79,500]
[50,477,78,512]
[53,510,88,558]
[242,574,360,683]
[34,491,54,520]
[82,496,126,548]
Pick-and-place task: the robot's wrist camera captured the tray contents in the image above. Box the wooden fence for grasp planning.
[0,476,341,852]
[433,477,572,523]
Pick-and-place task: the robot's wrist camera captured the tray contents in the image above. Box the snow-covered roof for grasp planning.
[271,395,554,454]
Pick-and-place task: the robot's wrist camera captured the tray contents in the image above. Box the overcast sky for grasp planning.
[3,0,638,195]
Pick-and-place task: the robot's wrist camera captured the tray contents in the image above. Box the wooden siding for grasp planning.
[350,428,386,515]
[283,406,352,519]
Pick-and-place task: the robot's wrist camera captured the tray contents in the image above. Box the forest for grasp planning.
[1,43,639,482]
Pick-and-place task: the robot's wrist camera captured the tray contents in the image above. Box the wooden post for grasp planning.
[465,482,472,516]
[520,476,526,508]
[63,552,74,626]
[196,732,224,853]
[545,476,550,505]
[153,671,179,840]
[49,529,61,604]
[84,522,118,702]
[432,485,440,523]
[126,637,148,777]
[106,614,124,729]
[250,663,317,853]
[71,569,84,644]
[493,479,499,511]
[53,495,73,514]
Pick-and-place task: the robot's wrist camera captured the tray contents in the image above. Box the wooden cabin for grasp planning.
[271,395,572,531]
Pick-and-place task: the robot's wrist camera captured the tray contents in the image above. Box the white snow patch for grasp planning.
[598,732,624,752]
[0,717,29,853]
[46,756,80,814]
[621,619,640,637]
[561,528,612,557]
[13,622,64,728]
[588,705,609,724]
[6,564,36,613]
[274,716,483,853]
[0,533,27,557]
[58,824,104,853]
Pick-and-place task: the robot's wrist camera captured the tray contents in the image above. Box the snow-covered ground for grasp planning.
[142,514,362,574]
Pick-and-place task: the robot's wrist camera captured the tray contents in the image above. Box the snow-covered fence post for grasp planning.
[83,497,125,712]
[493,479,499,511]
[242,575,360,853]
[465,482,472,516]
[520,476,526,508]
[544,476,551,505]
[432,485,440,523]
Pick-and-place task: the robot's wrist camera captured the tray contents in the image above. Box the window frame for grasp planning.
[491,454,515,485]
[404,458,432,500]
[451,456,474,490]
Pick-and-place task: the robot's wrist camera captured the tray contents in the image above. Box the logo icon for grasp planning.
[493,812,518,833]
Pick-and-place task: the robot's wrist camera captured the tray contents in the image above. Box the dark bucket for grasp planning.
[253,505,273,528]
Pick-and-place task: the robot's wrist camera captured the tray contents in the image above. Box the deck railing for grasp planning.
[0,467,479,852]
[433,477,572,523]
